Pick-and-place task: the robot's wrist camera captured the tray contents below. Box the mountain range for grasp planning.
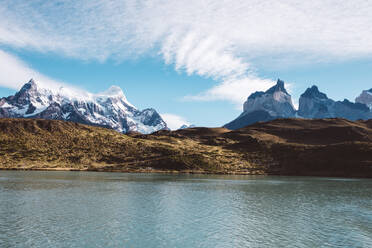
[224,79,372,130]
[0,79,371,133]
[0,79,167,134]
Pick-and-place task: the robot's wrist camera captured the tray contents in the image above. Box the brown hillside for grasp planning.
[0,118,371,177]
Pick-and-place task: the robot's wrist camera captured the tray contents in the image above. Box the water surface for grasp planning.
[0,171,371,247]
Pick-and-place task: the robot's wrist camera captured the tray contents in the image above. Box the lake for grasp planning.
[0,171,371,247]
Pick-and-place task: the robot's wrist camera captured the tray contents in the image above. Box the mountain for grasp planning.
[356,88,372,109]
[1,118,371,178]
[297,86,333,118]
[299,86,372,120]
[0,79,167,134]
[224,80,372,130]
[224,79,296,130]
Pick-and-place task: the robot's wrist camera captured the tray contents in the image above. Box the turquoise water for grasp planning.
[0,171,371,248]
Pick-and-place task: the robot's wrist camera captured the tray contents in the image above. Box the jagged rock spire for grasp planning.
[266,79,289,95]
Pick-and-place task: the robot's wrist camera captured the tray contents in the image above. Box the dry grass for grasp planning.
[0,118,260,173]
[0,118,371,177]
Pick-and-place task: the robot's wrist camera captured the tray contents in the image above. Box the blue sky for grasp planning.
[0,1,372,129]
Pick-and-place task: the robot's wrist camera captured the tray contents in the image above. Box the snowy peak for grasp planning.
[0,79,167,134]
[100,85,125,98]
[95,85,135,109]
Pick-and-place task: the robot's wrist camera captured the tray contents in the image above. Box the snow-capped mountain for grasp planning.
[355,88,372,109]
[224,80,372,130]
[224,79,296,130]
[0,79,167,134]
[299,86,372,120]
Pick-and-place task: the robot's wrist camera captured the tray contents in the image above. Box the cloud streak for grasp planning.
[184,77,275,107]
[0,49,67,90]
[1,0,372,104]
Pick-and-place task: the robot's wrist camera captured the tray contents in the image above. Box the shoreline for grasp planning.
[1,167,371,179]
[0,167,265,175]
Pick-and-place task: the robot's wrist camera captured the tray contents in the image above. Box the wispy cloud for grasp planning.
[160,113,190,130]
[1,0,372,104]
[184,77,275,107]
[0,49,67,90]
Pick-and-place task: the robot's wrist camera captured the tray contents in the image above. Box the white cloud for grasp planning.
[160,113,190,130]
[2,1,372,62]
[0,49,90,100]
[185,77,275,107]
[1,1,372,104]
[0,49,68,90]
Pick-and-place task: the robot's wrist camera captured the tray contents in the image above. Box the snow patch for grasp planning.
[1,102,13,108]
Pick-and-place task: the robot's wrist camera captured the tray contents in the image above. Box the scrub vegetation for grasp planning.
[0,118,371,177]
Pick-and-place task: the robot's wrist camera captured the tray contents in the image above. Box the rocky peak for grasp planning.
[243,79,295,118]
[340,99,369,111]
[266,79,289,95]
[355,88,372,109]
[17,78,39,95]
[249,79,289,101]
[301,85,328,99]
[299,85,372,119]
[10,79,44,106]
[247,91,265,100]
[298,85,333,118]
[226,80,372,130]
[22,78,37,89]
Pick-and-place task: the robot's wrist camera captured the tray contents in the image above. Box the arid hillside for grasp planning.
[0,118,371,177]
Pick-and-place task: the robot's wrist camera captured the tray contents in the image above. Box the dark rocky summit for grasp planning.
[299,85,371,120]
[224,79,296,130]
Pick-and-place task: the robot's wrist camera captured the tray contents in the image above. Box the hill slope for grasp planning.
[1,118,371,177]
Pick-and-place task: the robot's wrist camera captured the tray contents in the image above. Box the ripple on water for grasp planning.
[0,171,371,248]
